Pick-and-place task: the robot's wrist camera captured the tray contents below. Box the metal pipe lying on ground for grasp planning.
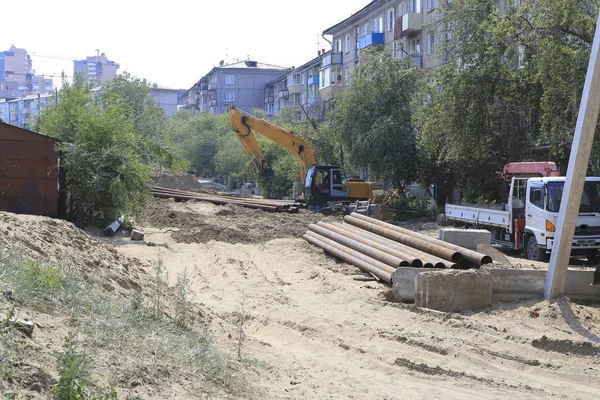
[315,222,422,268]
[308,224,411,268]
[303,232,393,282]
[333,223,457,269]
[349,213,493,266]
[343,215,462,264]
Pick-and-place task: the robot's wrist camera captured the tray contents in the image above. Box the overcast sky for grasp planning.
[1,0,370,90]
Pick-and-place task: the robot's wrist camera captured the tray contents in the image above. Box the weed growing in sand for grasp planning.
[175,267,191,330]
[152,252,167,321]
[0,250,253,398]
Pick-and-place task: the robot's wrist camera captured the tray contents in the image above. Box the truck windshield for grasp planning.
[547,181,600,213]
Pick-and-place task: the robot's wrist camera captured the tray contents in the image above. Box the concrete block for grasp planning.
[131,228,145,241]
[480,266,600,302]
[439,228,491,250]
[415,270,493,312]
[391,267,438,303]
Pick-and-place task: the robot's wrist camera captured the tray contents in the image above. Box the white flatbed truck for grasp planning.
[444,162,600,262]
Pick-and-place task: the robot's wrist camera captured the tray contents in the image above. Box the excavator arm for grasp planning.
[229,106,317,182]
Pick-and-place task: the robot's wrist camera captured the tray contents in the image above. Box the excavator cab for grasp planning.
[304,165,350,205]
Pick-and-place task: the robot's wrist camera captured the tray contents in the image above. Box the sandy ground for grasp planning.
[93,200,600,399]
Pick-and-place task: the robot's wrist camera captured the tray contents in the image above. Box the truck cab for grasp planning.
[522,177,600,261]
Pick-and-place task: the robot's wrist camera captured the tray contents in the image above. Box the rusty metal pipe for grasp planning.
[343,215,462,263]
[316,222,422,268]
[303,232,392,282]
[333,223,457,269]
[349,213,493,266]
[308,224,409,268]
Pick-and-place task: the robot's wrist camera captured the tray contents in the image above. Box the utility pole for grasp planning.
[545,12,600,299]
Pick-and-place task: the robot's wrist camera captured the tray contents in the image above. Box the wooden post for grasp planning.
[545,13,600,299]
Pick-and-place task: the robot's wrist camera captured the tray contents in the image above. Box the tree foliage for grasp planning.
[414,0,600,203]
[330,47,421,186]
[34,73,171,226]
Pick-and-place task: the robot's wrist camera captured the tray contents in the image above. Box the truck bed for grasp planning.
[445,204,511,229]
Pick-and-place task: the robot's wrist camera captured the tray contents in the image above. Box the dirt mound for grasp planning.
[153,170,216,194]
[0,212,150,294]
[531,335,600,356]
[143,199,339,244]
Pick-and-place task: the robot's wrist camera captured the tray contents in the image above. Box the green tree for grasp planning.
[330,47,421,187]
[35,74,152,226]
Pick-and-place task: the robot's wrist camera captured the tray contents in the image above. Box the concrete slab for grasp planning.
[390,267,438,303]
[439,228,491,250]
[415,270,493,312]
[481,266,600,302]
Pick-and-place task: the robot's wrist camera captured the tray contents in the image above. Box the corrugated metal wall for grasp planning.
[0,122,59,216]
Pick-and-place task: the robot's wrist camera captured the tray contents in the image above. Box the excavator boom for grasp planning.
[229,106,316,182]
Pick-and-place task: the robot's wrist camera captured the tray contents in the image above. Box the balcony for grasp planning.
[208,83,217,91]
[265,96,275,103]
[321,52,342,68]
[307,76,319,86]
[209,99,217,106]
[278,90,289,98]
[288,82,302,94]
[199,104,209,113]
[402,13,423,35]
[359,33,385,49]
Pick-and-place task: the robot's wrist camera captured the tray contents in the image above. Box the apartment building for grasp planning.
[187,60,289,115]
[0,93,54,128]
[322,0,440,87]
[0,46,53,99]
[74,52,120,85]
[264,56,322,120]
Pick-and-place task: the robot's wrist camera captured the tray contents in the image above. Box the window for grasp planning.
[399,2,406,15]
[529,185,545,210]
[225,92,234,102]
[302,73,306,85]
[320,70,326,89]
[335,39,342,53]
[344,68,350,83]
[345,34,350,53]
[331,67,343,84]
[290,93,301,103]
[387,9,395,31]
[225,75,234,85]
[363,23,369,36]
[427,0,435,11]
[355,26,360,51]
[410,0,421,13]
[374,16,383,33]
[289,73,301,85]
[427,33,435,54]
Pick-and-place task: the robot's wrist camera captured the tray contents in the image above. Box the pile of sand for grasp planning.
[143,199,339,244]
[152,169,217,194]
[0,212,150,294]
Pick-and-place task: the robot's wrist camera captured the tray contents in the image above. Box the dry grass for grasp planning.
[0,249,254,399]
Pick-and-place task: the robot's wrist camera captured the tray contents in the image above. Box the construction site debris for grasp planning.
[131,228,145,241]
[151,186,302,213]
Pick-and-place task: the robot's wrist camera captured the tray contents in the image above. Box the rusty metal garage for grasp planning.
[0,121,59,216]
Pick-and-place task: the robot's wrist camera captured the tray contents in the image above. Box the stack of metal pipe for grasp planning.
[303,213,492,283]
[151,187,302,213]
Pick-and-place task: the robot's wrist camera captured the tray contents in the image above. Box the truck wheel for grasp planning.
[526,235,547,262]
[586,250,600,265]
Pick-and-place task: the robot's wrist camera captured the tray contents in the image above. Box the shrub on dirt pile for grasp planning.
[35,73,181,227]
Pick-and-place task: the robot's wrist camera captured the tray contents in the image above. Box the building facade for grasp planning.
[74,52,120,85]
[148,84,180,119]
[322,0,441,86]
[264,56,323,121]
[0,46,53,99]
[186,60,289,115]
[0,93,53,129]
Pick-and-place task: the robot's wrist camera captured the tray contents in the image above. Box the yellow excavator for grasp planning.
[228,106,373,208]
